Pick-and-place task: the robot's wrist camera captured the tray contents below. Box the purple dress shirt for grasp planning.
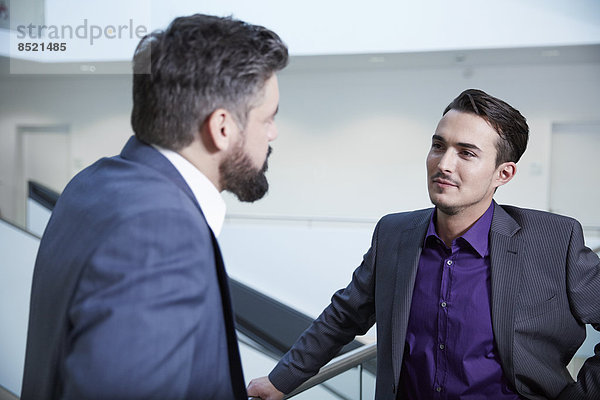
[399,202,523,399]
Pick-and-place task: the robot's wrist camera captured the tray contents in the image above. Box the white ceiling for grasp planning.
[1,0,599,63]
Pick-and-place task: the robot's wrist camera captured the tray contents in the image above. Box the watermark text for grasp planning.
[16,19,147,45]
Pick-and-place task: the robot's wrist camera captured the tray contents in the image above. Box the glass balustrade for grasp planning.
[288,357,376,400]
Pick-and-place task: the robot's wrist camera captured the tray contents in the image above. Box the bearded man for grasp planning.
[21,13,288,400]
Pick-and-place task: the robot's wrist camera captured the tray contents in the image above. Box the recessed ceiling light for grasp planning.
[368,56,385,63]
[541,49,560,57]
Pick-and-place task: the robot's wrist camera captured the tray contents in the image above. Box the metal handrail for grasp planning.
[284,342,377,399]
[238,331,284,363]
[0,384,19,400]
[225,213,378,225]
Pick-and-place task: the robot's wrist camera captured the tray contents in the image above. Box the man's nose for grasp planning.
[437,150,456,173]
[267,123,278,141]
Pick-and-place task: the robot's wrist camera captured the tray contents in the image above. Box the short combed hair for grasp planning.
[443,89,529,165]
[131,14,289,150]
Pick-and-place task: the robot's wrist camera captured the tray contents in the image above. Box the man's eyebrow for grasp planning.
[432,134,481,151]
[457,142,481,151]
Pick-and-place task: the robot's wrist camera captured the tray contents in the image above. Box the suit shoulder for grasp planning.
[497,205,583,241]
[63,155,196,216]
[47,155,209,250]
[378,208,433,231]
[499,204,580,227]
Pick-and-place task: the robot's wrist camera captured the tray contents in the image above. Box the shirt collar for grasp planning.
[153,145,226,237]
[425,202,495,257]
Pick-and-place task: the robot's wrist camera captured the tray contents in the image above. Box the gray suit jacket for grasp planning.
[21,137,246,399]
[269,202,600,399]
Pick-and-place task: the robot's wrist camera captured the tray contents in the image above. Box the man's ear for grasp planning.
[204,108,240,152]
[495,161,517,188]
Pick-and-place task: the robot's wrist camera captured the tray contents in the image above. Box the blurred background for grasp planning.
[1,1,599,398]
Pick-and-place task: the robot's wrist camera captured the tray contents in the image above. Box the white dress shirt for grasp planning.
[153,145,226,237]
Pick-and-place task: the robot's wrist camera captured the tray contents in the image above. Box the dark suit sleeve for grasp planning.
[268,222,380,394]
[61,209,218,399]
[558,219,600,400]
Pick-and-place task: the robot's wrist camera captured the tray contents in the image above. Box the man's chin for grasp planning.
[220,149,270,202]
[233,173,269,203]
[430,196,459,216]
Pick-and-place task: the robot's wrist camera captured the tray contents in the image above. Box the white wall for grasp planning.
[1,52,599,317]
[3,57,600,223]
[226,60,600,219]
[0,75,132,223]
[223,57,600,319]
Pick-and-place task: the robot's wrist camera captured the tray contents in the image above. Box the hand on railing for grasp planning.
[247,376,284,400]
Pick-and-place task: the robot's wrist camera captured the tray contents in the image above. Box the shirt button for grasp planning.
[436,386,442,392]
[441,301,447,308]
[446,260,453,266]
[439,344,445,350]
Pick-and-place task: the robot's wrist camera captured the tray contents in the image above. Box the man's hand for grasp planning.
[247,376,284,400]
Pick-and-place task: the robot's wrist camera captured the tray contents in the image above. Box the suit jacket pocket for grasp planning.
[515,294,558,323]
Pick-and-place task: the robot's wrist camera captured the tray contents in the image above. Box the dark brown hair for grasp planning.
[131,14,288,150]
[444,89,529,165]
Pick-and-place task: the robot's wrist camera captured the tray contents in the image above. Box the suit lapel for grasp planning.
[489,202,523,383]
[121,136,246,397]
[390,211,431,383]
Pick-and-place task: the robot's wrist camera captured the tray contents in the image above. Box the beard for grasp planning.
[219,144,271,203]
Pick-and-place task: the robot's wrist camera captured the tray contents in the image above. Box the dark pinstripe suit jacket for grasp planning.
[269,202,600,399]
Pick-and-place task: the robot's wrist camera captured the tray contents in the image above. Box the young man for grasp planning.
[21,14,288,400]
[248,89,600,399]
